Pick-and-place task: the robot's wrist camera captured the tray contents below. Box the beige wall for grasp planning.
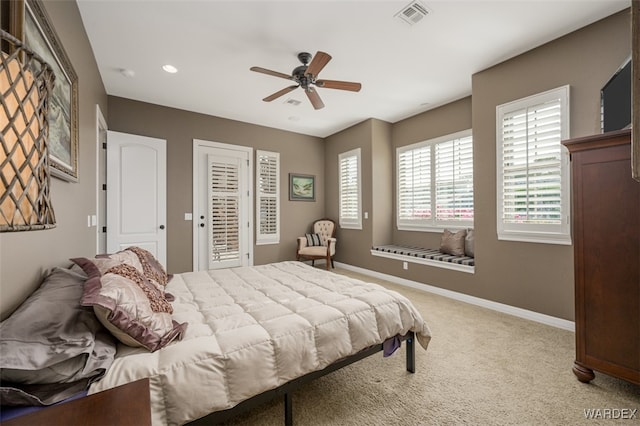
[107,97,325,274]
[371,120,393,247]
[0,7,630,323]
[325,10,631,321]
[470,9,631,320]
[0,0,108,319]
[392,97,473,250]
[325,119,372,268]
[324,118,392,267]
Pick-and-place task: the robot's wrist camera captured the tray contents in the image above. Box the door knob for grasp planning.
[159,225,165,230]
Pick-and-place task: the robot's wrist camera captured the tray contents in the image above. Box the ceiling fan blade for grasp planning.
[305,87,325,110]
[316,80,362,92]
[263,85,299,102]
[250,66,293,81]
[304,51,331,77]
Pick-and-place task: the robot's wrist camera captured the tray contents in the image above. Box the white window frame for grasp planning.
[255,150,280,245]
[496,85,571,245]
[396,129,474,232]
[338,148,362,230]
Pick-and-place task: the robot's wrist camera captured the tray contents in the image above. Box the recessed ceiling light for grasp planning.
[162,64,178,74]
[120,68,135,78]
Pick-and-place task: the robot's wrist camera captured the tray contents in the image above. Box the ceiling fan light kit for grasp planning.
[250,51,361,110]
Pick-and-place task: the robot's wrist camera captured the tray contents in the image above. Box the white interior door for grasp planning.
[96,105,108,254]
[107,131,167,267]
[193,140,253,271]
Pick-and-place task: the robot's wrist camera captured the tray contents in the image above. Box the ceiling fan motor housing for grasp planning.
[292,65,313,88]
[297,52,312,65]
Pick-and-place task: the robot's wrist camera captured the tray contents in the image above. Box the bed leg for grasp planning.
[406,331,415,373]
[284,392,293,426]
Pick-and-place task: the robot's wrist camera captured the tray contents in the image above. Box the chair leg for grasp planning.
[325,255,330,270]
[311,260,315,267]
[331,258,335,269]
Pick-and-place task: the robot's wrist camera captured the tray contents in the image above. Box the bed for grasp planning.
[0,252,431,426]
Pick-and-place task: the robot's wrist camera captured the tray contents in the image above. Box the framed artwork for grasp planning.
[4,0,79,181]
[289,173,315,201]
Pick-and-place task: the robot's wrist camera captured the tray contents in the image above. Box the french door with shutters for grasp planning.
[193,140,253,270]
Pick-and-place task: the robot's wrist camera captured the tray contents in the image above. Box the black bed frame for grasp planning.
[188,331,416,426]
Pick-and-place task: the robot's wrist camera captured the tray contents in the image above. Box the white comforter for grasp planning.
[88,261,431,425]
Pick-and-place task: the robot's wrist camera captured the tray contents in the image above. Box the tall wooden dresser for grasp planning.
[562,129,639,385]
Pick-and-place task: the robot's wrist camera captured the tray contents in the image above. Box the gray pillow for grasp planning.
[0,267,116,406]
[440,229,467,256]
[465,229,475,258]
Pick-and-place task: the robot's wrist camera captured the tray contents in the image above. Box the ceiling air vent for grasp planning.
[395,1,430,26]
[284,98,302,106]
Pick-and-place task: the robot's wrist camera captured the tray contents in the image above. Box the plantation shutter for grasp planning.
[435,135,473,222]
[256,150,279,244]
[496,85,570,245]
[339,148,362,229]
[207,154,240,268]
[398,146,431,225]
[501,99,563,225]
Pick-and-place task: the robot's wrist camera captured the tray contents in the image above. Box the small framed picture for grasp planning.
[289,173,315,201]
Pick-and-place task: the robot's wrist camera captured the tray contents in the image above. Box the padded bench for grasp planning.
[371,244,475,273]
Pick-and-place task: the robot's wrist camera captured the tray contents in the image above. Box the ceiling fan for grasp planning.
[250,51,362,110]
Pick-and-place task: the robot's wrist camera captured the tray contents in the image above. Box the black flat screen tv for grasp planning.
[601,56,632,133]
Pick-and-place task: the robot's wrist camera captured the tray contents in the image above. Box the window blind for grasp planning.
[501,100,562,225]
[496,85,570,245]
[256,150,279,244]
[398,146,431,223]
[435,135,474,222]
[397,130,473,230]
[208,156,240,263]
[339,149,362,229]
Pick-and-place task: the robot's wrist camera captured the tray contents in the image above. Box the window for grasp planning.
[339,148,362,229]
[256,150,279,244]
[496,85,571,245]
[397,130,473,231]
[209,156,241,262]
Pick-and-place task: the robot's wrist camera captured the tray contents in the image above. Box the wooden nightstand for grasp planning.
[3,378,151,426]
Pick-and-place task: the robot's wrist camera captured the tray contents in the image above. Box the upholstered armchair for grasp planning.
[296,218,337,270]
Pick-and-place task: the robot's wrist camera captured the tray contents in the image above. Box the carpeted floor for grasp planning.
[221,267,639,426]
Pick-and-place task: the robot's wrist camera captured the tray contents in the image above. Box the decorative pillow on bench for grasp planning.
[440,229,467,256]
[465,229,475,258]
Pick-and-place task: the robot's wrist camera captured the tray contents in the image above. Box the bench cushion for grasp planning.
[372,245,475,267]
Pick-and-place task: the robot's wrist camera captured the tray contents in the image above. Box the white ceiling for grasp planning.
[77,0,629,138]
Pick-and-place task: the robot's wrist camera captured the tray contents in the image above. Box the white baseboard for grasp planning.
[334,261,575,332]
